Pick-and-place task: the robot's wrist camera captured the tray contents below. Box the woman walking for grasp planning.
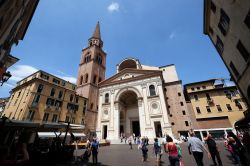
[165,136,180,166]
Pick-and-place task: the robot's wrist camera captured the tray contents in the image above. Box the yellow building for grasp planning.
[3,70,87,125]
[184,79,247,139]
[204,0,250,107]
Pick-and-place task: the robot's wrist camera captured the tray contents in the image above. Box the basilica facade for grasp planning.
[76,22,193,140]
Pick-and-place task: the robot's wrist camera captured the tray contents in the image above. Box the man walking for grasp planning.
[205,134,223,166]
[188,132,211,166]
[91,138,99,165]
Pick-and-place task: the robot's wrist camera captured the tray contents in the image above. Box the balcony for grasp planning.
[207,98,214,105]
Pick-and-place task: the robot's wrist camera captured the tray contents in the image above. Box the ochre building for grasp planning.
[3,70,87,125]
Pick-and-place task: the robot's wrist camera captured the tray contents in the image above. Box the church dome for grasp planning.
[117,58,141,73]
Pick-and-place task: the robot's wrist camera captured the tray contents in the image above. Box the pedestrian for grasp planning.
[205,134,223,166]
[140,139,148,162]
[153,138,161,165]
[228,137,244,166]
[165,136,180,166]
[91,138,99,165]
[188,132,211,166]
[128,136,133,149]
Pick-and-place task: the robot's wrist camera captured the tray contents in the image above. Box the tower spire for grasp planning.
[92,21,101,39]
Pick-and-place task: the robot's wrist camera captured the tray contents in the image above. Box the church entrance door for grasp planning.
[118,90,140,137]
[132,121,140,137]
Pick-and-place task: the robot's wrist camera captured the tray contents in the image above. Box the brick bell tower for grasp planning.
[76,22,106,132]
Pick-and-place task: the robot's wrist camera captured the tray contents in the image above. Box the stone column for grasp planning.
[113,101,120,140]
[96,93,103,139]
[138,98,145,137]
[110,89,115,129]
[141,83,150,126]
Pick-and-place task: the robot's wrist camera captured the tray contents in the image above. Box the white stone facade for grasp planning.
[96,76,173,140]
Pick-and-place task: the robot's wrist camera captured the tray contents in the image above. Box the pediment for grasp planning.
[99,68,162,87]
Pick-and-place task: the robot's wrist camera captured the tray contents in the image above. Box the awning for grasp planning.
[37,132,86,138]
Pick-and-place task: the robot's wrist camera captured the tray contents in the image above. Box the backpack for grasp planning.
[142,143,148,152]
[91,142,98,152]
[154,142,161,153]
[176,144,182,157]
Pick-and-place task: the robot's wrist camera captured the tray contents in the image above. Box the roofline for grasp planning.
[21,0,40,40]
[16,70,77,87]
[159,64,175,68]
[184,79,217,87]
[203,0,210,35]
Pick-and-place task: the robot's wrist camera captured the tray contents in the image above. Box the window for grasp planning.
[52,114,58,122]
[85,74,88,83]
[17,91,21,98]
[46,98,55,107]
[206,93,211,100]
[194,95,198,101]
[37,84,43,93]
[171,122,175,125]
[180,102,184,106]
[196,107,201,114]
[27,111,35,121]
[58,91,63,99]
[164,88,167,92]
[76,97,79,103]
[62,81,66,86]
[93,75,97,84]
[98,77,102,83]
[105,93,109,103]
[70,94,74,102]
[197,87,200,90]
[32,94,40,104]
[210,1,216,13]
[178,92,181,96]
[80,76,83,85]
[244,9,250,29]
[85,55,91,63]
[149,85,156,96]
[50,88,55,97]
[168,105,170,109]
[53,78,60,84]
[185,121,189,126]
[65,116,70,122]
[218,9,230,36]
[191,87,194,91]
[182,110,186,115]
[90,103,93,110]
[206,106,211,113]
[202,86,206,89]
[95,55,102,65]
[170,114,173,117]
[209,27,214,35]
[230,62,239,77]
[226,104,232,111]
[42,113,49,122]
[235,99,243,110]
[83,100,87,114]
[216,105,222,112]
[216,36,224,54]
[237,40,249,62]
[40,72,49,80]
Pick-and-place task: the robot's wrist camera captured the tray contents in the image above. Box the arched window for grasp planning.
[95,55,102,65]
[85,74,88,83]
[149,85,156,96]
[98,77,102,83]
[70,94,73,102]
[105,93,109,103]
[80,76,83,85]
[93,75,97,84]
[85,55,91,63]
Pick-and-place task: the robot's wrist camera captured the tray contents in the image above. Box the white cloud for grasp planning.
[107,2,119,13]
[4,83,15,88]
[56,75,76,84]
[9,65,38,82]
[169,32,175,39]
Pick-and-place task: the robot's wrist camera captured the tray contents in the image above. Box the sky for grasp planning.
[0,0,230,97]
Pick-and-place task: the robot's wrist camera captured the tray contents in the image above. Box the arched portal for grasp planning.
[118,90,140,137]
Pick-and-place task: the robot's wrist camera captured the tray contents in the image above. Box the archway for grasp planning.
[118,90,140,137]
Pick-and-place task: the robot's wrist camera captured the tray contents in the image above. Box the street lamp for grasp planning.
[0,71,12,86]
